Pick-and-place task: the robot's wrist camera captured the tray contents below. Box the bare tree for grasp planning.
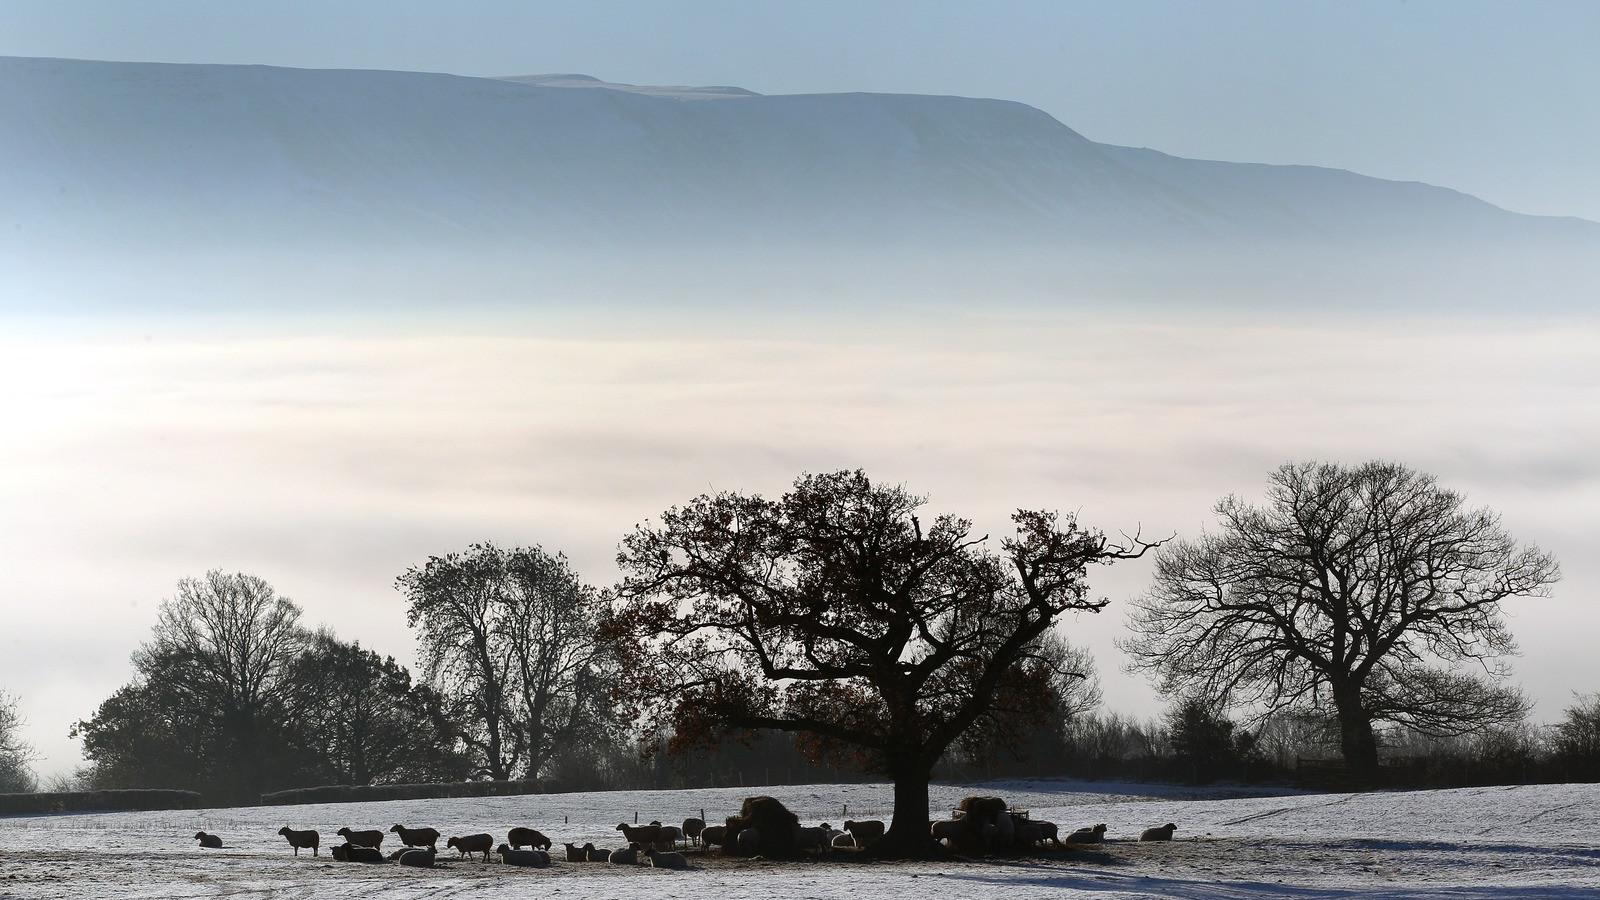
[0,689,37,793]
[397,543,607,781]
[1123,461,1558,776]
[125,571,307,801]
[608,470,1154,856]
[498,548,610,782]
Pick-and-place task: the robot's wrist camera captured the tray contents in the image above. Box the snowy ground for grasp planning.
[2,779,1597,898]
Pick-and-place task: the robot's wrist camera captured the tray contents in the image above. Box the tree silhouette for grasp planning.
[0,690,36,793]
[397,543,610,781]
[607,470,1153,856]
[1123,461,1558,776]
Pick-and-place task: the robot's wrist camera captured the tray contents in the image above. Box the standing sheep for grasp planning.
[700,824,728,847]
[507,827,552,851]
[336,827,384,849]
[277,827,319,856]
[842,820,884,848]
[447,833,495,860]
[682,817,706,845]
[390,824,440,851]
[616,823,663,846]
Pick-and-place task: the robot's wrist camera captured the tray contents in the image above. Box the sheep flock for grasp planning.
[194,795,1178,873]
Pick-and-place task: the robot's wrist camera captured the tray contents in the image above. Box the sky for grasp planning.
[0,0,1597,221]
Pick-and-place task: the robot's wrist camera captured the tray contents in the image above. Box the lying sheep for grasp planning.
[831,832,856,848]
[586,844,612,862]
[929,819,964,845]
[644,849,688,869]
[277,827,319,856]
[497,844,550,867]
[337,827,384,849]
[1140,823,1177,842]
[562,842,587,862]
[398,847,437,868]
[193,831,222,849]
[1067,823,1106,844]
[447,833,495,860]
[843,819,884,848]
[608,846,640,865]
[331,842,385,863]
[507,827,552,851]
[682,817,706,845]
[390,824,439,851]
[616,822,663,847]
[699,824,728,847]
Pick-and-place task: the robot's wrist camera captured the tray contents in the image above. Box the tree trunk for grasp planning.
[1332,684,1380,778]
[876,762,936,859]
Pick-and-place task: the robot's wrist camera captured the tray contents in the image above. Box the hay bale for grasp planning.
[723,795,799,858]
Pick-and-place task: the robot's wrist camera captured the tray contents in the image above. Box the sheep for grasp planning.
[1015,820,1043,847]
[390,824,440,851]
[1034,820,1064,847]
[930,819,965,846]
[337,827,384,849]
[616,822,663,847]
[832,832,856,848]
[447,833,495,860]
[843,819,884,848]
[277,827,319,856]
[736,827,760,854]
[681,817,706,845]
[608,846,639,865]
[507,827,552,851]
[193,831,222,849]
[562,842,587,862]
[1140,823,1177,842]
[793,822,834,853]
[1066,824,1106,844]
[657,825,684,848]
[496,844,550,867]
[586,844,612,862]
[332,842,385,863]
[700,824,728,847]
[397,847,437,868]
[994,809,1016,847]
[644,849,689,869]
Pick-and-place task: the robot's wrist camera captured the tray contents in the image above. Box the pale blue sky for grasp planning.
[3,0,1597,221]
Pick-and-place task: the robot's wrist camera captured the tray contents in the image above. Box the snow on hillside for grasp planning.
[2,780,1596,898]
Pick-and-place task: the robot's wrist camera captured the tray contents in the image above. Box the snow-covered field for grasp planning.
[2,779,1597,898]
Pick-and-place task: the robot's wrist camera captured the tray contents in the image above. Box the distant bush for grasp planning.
[259,780,544,806]
[0,788,203,816]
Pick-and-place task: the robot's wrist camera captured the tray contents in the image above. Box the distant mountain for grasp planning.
[2,56,1593,308]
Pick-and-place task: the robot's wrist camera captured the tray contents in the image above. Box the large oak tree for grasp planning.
[1123,461,1558,776]
[607,470,1153,856]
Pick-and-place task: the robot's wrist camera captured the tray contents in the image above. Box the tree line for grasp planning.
[31,461,1590,853]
